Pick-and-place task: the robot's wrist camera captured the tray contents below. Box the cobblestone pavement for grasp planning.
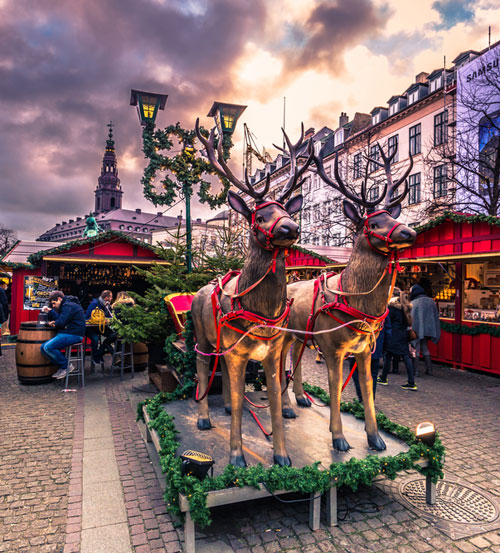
[0,347,76,553]
[2,343,500,553]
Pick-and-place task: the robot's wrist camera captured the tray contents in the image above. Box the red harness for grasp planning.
[196,201,294,402]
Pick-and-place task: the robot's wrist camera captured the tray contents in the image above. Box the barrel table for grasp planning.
[16,322,57,384]
[133,342,148,371]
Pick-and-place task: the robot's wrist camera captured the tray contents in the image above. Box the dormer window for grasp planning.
[389,103,398,116]
[430,75,443,92]
[408,90,419,105]
[334,128,344,147]
[372,112,381,125]
[314,141,322,156]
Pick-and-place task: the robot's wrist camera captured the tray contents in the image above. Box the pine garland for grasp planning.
[290,244,334,263]
[137,382,445,528]
[141,123,232,208]
[416,211,500,234]
[441,320,500,337]
[0,260,36,270]
[27,230,161,266]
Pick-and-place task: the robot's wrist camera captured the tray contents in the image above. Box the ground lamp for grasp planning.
[129,89,168,127]
[180,450,214,479]
[415,421,436,446]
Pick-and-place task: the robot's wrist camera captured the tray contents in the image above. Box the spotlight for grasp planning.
[180,450,214,479]
[415,421,436,446]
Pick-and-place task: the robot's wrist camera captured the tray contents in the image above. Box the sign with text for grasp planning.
[23,276,58,310]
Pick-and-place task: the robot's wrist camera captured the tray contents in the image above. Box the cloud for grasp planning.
[432,0,475,30]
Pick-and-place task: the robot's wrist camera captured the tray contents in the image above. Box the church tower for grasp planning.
[94,122,123,213]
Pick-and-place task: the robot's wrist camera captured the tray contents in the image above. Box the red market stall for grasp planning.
[399,213,500,376]
[1,231,170,335]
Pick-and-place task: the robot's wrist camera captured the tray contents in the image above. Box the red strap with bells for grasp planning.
[251,201,290,251]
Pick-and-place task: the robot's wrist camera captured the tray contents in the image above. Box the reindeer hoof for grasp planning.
[296,396,312,408]
[229,454,247,468]
[332,437,351,451]
[367,434,386,451]
[197,418,212,431]
[224,406,231,415]
[273,454,292,467]
[282,407,297,419]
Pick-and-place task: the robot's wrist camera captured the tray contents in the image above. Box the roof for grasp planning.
[370,106,388,115]
[1,240,64,266]
[298,244,352,264]
[452,49,480,64]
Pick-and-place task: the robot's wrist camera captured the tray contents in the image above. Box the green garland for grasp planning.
[290,244,334,264]
[441,320,500,337]
[141,122,232,208]
[0,260,36,270]
[416,211,500,234]
[27,230,161,266]
[137,382,445,529]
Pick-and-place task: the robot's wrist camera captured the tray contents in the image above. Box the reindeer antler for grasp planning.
[314,142,413,211]
[274,123,314,203]
[195,118,269,201]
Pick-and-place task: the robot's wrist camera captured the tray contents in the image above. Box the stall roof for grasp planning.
[1,240,63,267]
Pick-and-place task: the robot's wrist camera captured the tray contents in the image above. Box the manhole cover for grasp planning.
[401,479,499,524]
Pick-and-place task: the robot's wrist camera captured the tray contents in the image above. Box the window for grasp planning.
[353,153,362,179]
[372,112,380,125]
[119,225,125,230]
[143,227,148,232]
[389,103,398,116]
[367,186,379,201]
[369,145,380,173]
[313,176,320,190]
[409,124,421,155]
[313,207,320,222]
[408,173,421,205]
[433,165,447,198]
[408,90,419,105]
[434,111,448,146]
[303,177,310,193]
[330,233,342,247]
[430,75,442,92]
[388,135,398,163]
[127,225,133,231]
[135,227,140,231]
[110,197,116,208]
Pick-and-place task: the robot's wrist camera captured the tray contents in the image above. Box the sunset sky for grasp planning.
[0,0,499,239]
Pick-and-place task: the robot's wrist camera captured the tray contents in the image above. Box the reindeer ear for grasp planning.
[227,191,251,218]
[342,200,362,227]
[284,194,303,216]
[387,203,402,219]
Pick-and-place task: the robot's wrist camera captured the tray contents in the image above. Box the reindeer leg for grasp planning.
[356,349,386,451]
[292,340,311,408]
[280,337,297,419]
[226,354,248,467]
[196,352,212,430]
[220,357,231,415]
[263,352,292,466]
[327,352,351,451]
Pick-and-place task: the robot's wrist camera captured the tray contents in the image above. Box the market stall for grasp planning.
[1,231,170,335]
[399,213,500,375]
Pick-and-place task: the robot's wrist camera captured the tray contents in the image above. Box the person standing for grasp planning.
[0,281,9,341]
[410,283,441,375]
[40,291,86,379]
[378,289,417,391]
[85,290,116,363]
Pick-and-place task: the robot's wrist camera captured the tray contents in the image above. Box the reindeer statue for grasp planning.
[192,120,313,467]
[281,144,416,452]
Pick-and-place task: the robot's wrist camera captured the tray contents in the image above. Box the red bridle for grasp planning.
[251,201,293,251]
[363,209,402,256]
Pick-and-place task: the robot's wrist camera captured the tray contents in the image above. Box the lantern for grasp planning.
[207,101,247,136]
[130,89,168,126]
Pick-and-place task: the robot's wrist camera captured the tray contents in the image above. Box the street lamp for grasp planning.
[415,421,436,446]
[130,89,168,127]
[207,101,247,136]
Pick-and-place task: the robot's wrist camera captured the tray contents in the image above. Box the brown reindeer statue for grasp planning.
[281,144,416,452]
[192,119,313,467]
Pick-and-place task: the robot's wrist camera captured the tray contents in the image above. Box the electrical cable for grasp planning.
[260,481,322,503]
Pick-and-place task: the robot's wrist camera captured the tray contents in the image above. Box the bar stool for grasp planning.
[110,339,134,380]
[64,341,85,387]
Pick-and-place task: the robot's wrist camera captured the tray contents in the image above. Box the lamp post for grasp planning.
[131,90,246,273]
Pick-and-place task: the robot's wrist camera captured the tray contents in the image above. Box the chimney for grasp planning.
[136,208,142,214]
[339,112,349,127]
[69,219,74,223]
[77,217,81,221]
[415,71,429,83]
[304,127,315,139]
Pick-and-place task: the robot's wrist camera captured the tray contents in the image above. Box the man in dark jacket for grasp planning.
[40,291,86,379]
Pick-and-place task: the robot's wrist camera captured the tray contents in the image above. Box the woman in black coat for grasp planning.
[378,289,417,391]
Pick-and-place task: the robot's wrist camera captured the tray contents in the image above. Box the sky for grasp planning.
[0,0,499,240]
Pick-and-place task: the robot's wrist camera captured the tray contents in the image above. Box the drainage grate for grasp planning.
[401,479,498,524]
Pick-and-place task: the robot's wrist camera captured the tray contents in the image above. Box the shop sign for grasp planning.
[23,276,58,310]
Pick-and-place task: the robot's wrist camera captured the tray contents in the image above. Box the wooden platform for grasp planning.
[143,392,434,553]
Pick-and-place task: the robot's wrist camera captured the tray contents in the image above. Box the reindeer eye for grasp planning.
[371,222,378,229]
[257,216,264,223]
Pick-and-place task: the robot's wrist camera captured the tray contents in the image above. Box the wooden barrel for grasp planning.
[16,322,58,384]
[133,342,148,371]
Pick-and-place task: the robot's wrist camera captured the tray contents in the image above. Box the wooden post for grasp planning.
[184,510,195,553]
[426,474,436,505]
[309,492,321,530]
[326,485,338,527]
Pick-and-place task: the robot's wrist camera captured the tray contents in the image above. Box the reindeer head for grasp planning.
[314,143,417,254]
[195,120,313,250]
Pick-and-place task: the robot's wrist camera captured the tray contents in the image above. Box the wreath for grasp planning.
[141,122,233,208]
